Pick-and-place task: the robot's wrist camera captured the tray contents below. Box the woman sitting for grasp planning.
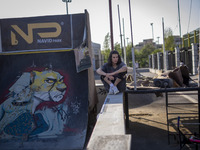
[96,50,127,94]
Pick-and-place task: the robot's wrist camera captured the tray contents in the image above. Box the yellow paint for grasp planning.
[0,49,72,55]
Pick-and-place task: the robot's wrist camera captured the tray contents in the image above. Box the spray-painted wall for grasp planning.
[0,11,96,150]
[0,51,89,149]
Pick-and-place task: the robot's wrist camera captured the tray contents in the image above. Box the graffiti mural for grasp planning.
[0,50,88,149]
[0,69,68,138]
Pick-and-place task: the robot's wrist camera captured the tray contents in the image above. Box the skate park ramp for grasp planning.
[0,11,97,150]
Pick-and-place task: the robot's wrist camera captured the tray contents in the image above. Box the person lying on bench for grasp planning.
[96,50,127,95]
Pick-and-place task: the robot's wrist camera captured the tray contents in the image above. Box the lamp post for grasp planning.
[150,23,154,41]
[62,0,72,14]
[162,18,166,71]
[157,36,160,44]
[108,0,114,51]
[128,0,137,90]
[126,37,129,46]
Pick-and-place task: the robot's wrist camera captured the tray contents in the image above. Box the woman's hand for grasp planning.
[108,75,114,80]
[107,72,115,76]
[106,73,114,80]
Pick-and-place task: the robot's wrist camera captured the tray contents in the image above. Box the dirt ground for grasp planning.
[126,93,199,150]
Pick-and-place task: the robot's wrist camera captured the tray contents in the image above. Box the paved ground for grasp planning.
[94,68,200,150]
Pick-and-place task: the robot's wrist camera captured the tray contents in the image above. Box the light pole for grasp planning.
[157,36,160,44]
[150,23,154,41]
[62,0,72,14]
[109,0,114,51]
[126,37,129,46]
[162,18,166,71]
[128,0,137,90]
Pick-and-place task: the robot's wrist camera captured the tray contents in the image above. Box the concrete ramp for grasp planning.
[0,11,97,150]
[0,51,89,150]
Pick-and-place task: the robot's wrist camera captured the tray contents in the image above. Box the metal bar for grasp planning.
[165,90,170,144]
[124,92,129,128]
[168,93,198,95]
[109,0,114,51]
[124,87,200,145]
[167,113,198,115]
[66,1,68,14]
[198,88,200,136]
[162,18,166,71]
[177,0,182,39]
[167,103,198,105]
[122,18,127,64]
[117,5,124,61]
[125,87,200,94]
[128,0,137,91]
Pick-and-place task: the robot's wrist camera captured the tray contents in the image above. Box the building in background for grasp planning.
[135,39,162,50]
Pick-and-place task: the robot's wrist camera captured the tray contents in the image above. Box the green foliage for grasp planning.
[114,42,122,56]
[152,49,163,54]
[125,44,133,67]
[102,33,111,63]
[164,27,176,51]
[165,36,175,51]
[101,31,173,67]
[103,33,110,50]
[101,33,124,63]
[164,28,173,38]
[101,49,111,63]
[137,44,156,67]
[122,27,177,68]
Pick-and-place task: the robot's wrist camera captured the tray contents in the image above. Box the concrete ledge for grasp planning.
[96,93,125,135]
[87,93,131,150]
[87,135,131,150]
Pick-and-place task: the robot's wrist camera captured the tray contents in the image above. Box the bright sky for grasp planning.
[0,0,199,48]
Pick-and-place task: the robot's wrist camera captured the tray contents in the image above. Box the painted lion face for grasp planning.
[31,70,67,102]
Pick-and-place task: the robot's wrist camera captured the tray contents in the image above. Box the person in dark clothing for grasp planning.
[96,51,127,94]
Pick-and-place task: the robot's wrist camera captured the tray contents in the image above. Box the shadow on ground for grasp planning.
[127,93,163,109]
[126,121,200,150]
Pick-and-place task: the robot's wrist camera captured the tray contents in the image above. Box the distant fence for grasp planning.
[149,43,199,75]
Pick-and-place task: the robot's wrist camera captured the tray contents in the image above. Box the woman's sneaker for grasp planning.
[108,87,114,95]
[112,86,119,94]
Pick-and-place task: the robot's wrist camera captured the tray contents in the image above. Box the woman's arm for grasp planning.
[107,65,127,76]
[96,67,107,76]
[96,67,115,80]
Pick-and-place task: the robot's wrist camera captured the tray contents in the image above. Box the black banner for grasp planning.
[0,14,86,51]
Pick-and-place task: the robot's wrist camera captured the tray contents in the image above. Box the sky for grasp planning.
[0,0,199,49]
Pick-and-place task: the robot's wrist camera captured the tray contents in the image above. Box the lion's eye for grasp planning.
[59,77,64,83]
[45,79,56,84]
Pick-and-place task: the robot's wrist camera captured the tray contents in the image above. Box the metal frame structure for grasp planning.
[124,87,200,144]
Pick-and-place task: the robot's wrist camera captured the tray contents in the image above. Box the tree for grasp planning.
[137,44,156,67]
[152,49,163,54]
[164,27,176,51]
[114,42,122,56]
[101,33,124,63]
[103,33,110,50]
[125,43,133,67]
[102,33,111,63]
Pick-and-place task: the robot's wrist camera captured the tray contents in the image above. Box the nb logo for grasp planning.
[11,22,62,45]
